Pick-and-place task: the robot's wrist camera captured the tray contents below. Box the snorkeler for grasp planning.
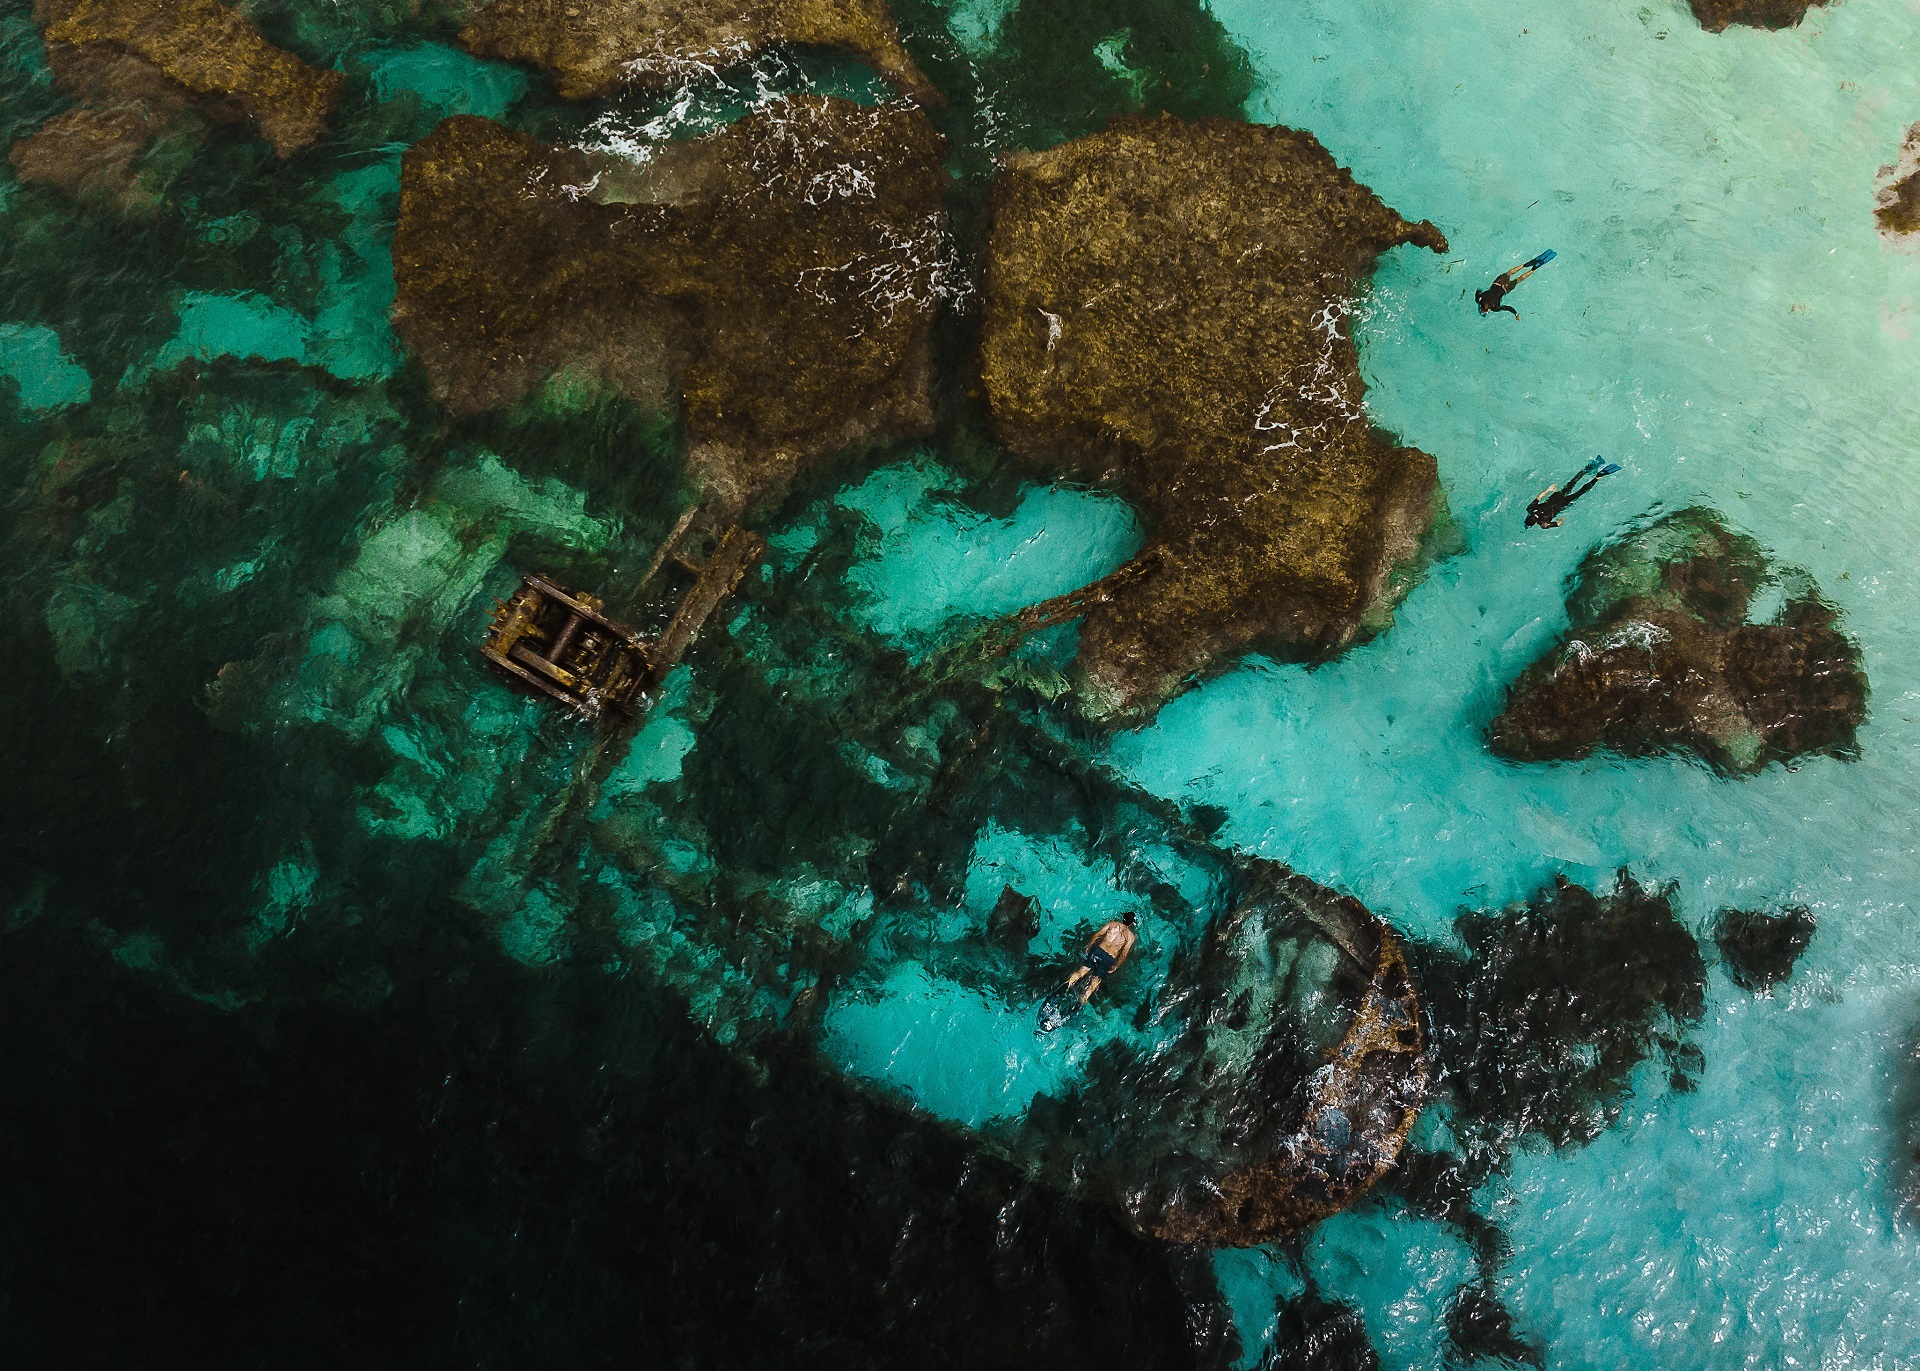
[1476,249,1556,318]
[1525,456,1620,529]
[1064,913,1138,1005]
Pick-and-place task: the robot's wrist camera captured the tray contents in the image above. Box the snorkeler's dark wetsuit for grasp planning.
[1525,459,1616,528]
[1476,279,1519,317]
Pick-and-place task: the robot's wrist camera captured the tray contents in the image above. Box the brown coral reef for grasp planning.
[1489,508,1867,774]
[1689,0,1832,31]
[1144,894,1427,1246]
[390,98,948,514]
[459,0,936,102]
[1876,123,1920,238]
[13,0,341,209]
[979,115,1450,724]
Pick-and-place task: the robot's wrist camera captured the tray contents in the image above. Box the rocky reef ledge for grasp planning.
[979,115,1450,724]
[1689,0,1832,32]
[22,0,341,174]
[1489,508,1867,774]
[1876,123,1920,239]
[391,98,948,515]
[459,0,937,102]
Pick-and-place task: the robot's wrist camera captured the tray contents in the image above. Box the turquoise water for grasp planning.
[820,0,1920,1363]
[8,0,1920,1360]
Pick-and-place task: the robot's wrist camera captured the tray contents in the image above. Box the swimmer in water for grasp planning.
[1476,249,1556,318]
[1525,456,1620,529]
[1064,912,1138,1005]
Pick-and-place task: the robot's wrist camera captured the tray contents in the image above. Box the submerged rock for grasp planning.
[391,99,948,515]
[1689,0,1832,31]
[459,0,936,102]
[1415,871,1706,1155]
[1876,123,1920,239]
[1713,905,1816,993]
[7,103,194,215]
[1489,508,1867,773]
[28,0,342,161]
[1137,870,1428,1245]
[979,114,1451,723]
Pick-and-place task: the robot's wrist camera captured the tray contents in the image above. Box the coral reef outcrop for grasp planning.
[390,98,948,514]
[1415,871,1705,1156]
[1713,905,1816,993]
[979,115,1450,723]
[1876,123,1920,238]
[1128,865,1428,1246]
[458,0,936,102]
[1689,0,1831,32]
[1489,508,1867,773]
[12,0,341,209]
[28,0,341,158]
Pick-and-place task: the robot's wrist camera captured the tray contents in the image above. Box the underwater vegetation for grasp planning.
[1488,507,1868,773]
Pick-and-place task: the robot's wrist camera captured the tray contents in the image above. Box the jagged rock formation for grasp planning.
[1689,0,1832,31]
[391,98,948,515]
[1489,508,1867,773]
[459,0,936,102]
[979,115,1451,724]
[1713,905,1816,993]
[20,0,340,174]
[1876,123,1920,238]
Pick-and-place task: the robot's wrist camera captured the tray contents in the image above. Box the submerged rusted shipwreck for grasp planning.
[481,519,765,720]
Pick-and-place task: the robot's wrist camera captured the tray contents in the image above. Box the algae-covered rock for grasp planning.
[1713,905,1816,993]
[979,115,1450,723]
[391,98,948,514]
[1689,0,1831,32]
[459,0,936,102]
[7,104,189,214]
[1136,870,1427,1245]
[1416,871,1706,1156]
[34,0,343,157]
[1489,508,1867,774]
[1876,123,1920,239]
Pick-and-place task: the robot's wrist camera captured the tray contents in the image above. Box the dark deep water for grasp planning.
[2,915,1213,1367]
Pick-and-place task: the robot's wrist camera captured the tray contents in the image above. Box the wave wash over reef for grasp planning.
[6,0,1920,1366]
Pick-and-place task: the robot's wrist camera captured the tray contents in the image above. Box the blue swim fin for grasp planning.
[1597,463,1621,477]
[1525,249,1557,269]
[1577,455,1605,476]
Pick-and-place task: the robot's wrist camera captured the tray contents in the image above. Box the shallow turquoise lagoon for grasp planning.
[823,1,1920,1363]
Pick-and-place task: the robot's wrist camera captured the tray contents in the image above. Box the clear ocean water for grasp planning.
[5,0,1920,1364]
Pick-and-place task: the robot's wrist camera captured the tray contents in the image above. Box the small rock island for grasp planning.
[459,0,937,102]
[1489,508,1868,774]
[391,98,948,516]
[979,115,1451,724]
